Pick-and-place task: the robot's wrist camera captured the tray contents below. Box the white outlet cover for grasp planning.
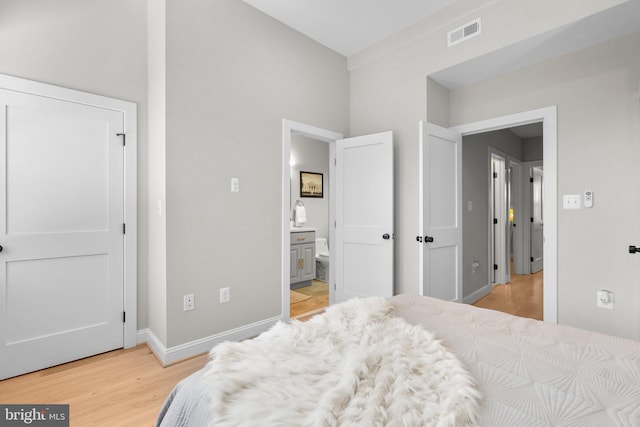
[597,290,613,309]
[231,177,240,192]
[563,194,581,209]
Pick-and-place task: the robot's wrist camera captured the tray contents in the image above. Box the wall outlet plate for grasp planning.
[220,287,230,303]
[563,194,581,209]
[597,290,613,309]
[183,294,195,311]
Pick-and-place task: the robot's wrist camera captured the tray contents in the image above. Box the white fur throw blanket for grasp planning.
[203,297,481,426]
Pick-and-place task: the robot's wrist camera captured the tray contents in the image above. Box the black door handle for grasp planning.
[424,236,434,243]
[416,236,423,242]
[0,245,3,253]
[383,233,390,240]
[629,245,640,254]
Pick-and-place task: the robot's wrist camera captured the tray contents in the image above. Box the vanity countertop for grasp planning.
[290,227,316,233]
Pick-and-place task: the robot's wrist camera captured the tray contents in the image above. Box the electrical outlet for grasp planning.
[183,294,195,311]
[597,290,613,309]
[220,287,230,304]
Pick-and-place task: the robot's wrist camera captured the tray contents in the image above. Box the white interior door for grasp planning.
[0,89,125,379]
[335,131,393,302]
[531,166,544,273]
[419,122,462,301]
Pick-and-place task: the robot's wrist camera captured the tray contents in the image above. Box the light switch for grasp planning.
[563,194,581,209]
[231,177,240,192]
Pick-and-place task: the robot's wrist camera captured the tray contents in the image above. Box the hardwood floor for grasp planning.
[290,279,329,319]
[0,274,541,426]
[472,270,543,320]
[0,344,208,426]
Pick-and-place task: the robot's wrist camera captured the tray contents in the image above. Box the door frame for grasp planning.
[508,158,524,276]
[282,119,342,321]
[489,149,507,286]
[453,106,557,323]
[0,73,138,347]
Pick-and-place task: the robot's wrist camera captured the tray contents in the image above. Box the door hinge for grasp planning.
[117,133,126,146]
[123,312,126,323]
[334,283,336,290]
[334,221,337,228]
[493,264,498,270]
[530,217,534,223]
[123,223,126,234]
[334,158,337,166]
[530,257,534,262]
[530,177,534,183]
[493,218,498,224]
[493,172,498,178]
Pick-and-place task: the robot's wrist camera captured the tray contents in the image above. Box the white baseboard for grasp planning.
[462,284,492,305]
[137,315,282,366]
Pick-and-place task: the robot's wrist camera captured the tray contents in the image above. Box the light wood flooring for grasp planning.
[290,279,329,319]
[472,270,543,320]
[0,273,540,427]
[0,344,208,426]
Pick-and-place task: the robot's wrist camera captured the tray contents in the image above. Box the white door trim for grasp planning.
[453,106,557,323]
[282,119,342,321]
[0,73,138,348]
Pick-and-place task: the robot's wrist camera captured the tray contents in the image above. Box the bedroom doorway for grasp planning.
[419,106,557,323]
[474,133,544,320]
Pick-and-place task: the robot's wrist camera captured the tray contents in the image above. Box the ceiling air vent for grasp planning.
[447,18,481,47]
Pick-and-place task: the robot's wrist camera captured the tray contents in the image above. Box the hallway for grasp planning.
[472,270,543,320]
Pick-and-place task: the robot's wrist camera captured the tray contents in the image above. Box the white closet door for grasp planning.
[0,89,125,379]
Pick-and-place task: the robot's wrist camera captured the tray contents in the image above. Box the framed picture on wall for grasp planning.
[300,171,323,198]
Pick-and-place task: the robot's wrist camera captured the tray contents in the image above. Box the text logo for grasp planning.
[0,405,69,426]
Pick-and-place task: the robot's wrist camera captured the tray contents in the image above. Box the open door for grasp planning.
[419,122,462,301]
[335,132,393,302]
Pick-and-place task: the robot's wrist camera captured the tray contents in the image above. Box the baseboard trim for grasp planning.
[463,284,492,305]
[136,315,282,366]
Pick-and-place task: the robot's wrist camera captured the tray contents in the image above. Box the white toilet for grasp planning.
[315,237,329,282]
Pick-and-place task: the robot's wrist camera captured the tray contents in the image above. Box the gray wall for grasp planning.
[162,0,348,347]
[462,130,523,298]
[0,0,150,329]
[523,136,543,162]
[449,31,640,339]
[349,0,625,300]
[349,0,640,340]
[291,135,330,242]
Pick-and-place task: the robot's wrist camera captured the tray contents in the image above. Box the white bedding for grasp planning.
[201,297,480,426]
[157,295,640,427]
[390,294,640,426]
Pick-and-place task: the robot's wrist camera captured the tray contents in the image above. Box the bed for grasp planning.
[156,294,640,426]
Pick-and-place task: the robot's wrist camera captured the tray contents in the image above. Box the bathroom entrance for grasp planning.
[282,120,395,321]
[289,132,332,319]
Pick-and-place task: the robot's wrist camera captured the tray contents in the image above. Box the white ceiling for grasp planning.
[242,0,457,57]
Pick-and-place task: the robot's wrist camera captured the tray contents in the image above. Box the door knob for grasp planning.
[629,245,640,254]
[424,236,434,243]
[416,236,423,242]
[0,245,3,252]
[383,233,390,240]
